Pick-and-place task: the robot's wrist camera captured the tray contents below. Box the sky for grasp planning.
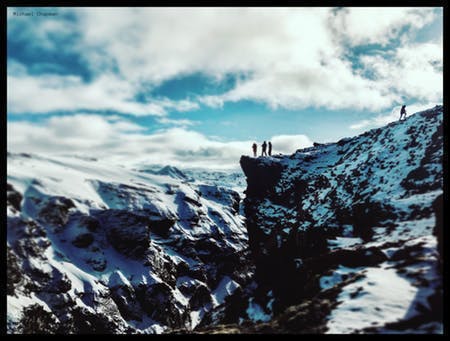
[7,7,443,169]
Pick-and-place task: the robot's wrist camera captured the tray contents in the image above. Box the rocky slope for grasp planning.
[7,155,252,333]
[239,105,443,333]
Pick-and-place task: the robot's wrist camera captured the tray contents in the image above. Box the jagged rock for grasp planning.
[7,183,23,211]
[79,216,100,232]
[240,156,284,198]
[72,233,94,248]
[146,245,177,287]
[38,196,75,227]
[101,210,151,258]
[68,306,124,334]
[7,247,22,296]
[108,224,150,258]
[149,218,176,238]
[109,273,142,322]
[44,268,72,293]
[19,304,60,334]
[176,260,191,277]
[139,282,187,328]
[189,283,212,310]
[352,199,396,241]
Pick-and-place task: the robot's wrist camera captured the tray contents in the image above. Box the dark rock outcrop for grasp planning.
[240,106,444,320]
[240,156,285,198]
[99,210,151,258]
[38,196,75,227]
[72,233,94,248]
[7,183,23,212]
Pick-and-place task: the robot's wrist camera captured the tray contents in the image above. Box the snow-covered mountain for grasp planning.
[238,105,443,333]
[137,165,246,195]
[7,105,443,334]
[7,153,252,333]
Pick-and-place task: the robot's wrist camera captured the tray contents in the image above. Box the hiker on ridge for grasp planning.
[268,141,272,156]
[399,105,407,121]
[252,143,257,157]
[261,141,267,156]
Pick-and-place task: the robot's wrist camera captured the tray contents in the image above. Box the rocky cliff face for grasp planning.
[7,155,253,334]
[240,105,443,332]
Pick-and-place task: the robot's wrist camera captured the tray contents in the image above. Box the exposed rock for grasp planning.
[149,218,176,238]
[109,272,143,322]
[139,282,187,328]
[79,216,100,232]
[108,224,150,258]
[189,283,212,310]
[101,210,151,258]
[19,304,60,334]
[72,233,94,248]
[38,196,75,227]
[7,183,23,211]
[7,246,22,296]
[240,156,284,198]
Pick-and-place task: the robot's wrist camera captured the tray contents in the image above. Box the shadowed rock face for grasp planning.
[239,106,444,326]
[240,156,285,198]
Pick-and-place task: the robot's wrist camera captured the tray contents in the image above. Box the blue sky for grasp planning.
[7,7,443,168]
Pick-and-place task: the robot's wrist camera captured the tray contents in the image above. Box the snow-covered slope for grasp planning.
[239,105,443,333]
[7,154,252,333]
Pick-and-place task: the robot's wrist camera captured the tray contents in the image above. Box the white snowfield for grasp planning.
[7,153,249,333]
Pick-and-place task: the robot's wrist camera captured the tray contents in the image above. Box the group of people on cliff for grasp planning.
[249,105,407,158]
[252,141,272,157]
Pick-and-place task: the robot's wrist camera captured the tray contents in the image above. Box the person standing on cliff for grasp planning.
[252,143,257,157]
[399,105,407,121]
[268,141,272,156]
[261,141,267,156]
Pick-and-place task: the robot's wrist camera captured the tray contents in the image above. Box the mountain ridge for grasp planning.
[238,105,443,333]
[7,105,443,334]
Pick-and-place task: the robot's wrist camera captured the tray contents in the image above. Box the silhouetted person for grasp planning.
[399,105,407,121]
[252,143,257,157]
[268,141,272,156]
[261,141,267,156]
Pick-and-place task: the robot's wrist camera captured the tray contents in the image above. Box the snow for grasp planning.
[246,297,272,322]
[190,309,206,330]
[320,265,365,291]
[328,237,363,250]
[7,151,249,333]
[326,266,418,333]
[211,276,240,307]
[7,294,52,325]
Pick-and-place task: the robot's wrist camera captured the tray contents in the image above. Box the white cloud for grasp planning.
[156,117,196,127]
[7,115,312,169]
[330,8,436,46]
[359,42,442,104]
[269,135,313,154]
[7,68,199,116]
[199,63,398,111]
[7,7,442,115]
